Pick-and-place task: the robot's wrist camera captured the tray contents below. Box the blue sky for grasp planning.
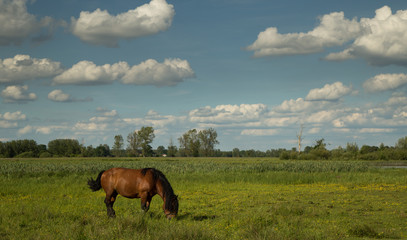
[1,0,407,151]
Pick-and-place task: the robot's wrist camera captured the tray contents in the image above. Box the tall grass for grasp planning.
[0,157,370,176]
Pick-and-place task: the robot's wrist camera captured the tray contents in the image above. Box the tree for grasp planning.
[310,138,331,160]
[138,126,155,157]
[396,136,407,149]
[127,126,155,157]
[314,138,327,150]
[156,146,166,156]
[127,131,141,156]
[95,144,111,157]
[178,129,200,157]
[112,135,124,157]
[167,138,178,157]
[232,148,240,157]
[48,139,81,157]
[198,128,219,157]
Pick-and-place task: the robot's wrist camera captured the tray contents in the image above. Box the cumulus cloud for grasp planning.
[0,120,17,128]
[0,111,26,129]
[363,73,407,92]
[241,129,278,136]
[325,6,407,66]
[247,11,361,57]
[17,125,33,135]
[0,111,26,121]
[332,112,368,128]
[1,85,37,103]
[90,109,119,122]
[0,55,63,84]
[248,5,407,67]
[53,58,194,87]
[121,59,195,87]
[0,0,59,45]
[305,82,356,101]
[273,98,313,113]
[189,104,268,124]
[48,89,93,102]
[74,122,108,132]
[385,93,407,106]
[123,110,186,129]
[70,0,174,47]
[359,128,394,133]
[48,90,70,102]
[53,61,129,85]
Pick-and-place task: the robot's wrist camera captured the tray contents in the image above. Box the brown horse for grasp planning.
[88,168,178,219]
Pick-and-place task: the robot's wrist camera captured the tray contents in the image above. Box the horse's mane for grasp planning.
[141,168,177,211]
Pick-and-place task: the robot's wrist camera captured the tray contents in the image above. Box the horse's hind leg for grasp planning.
[140,192,152,212]
[105,191,118,218]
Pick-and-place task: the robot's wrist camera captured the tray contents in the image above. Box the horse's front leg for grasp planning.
[140,192,152,212]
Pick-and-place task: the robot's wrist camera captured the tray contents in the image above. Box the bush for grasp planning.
[39,152,52,158]
[15,152,37,158]
[280,151,290,160]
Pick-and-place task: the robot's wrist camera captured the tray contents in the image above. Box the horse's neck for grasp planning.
[156,179,167,200]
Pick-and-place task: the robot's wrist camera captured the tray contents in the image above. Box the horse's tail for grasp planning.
[87,170,105,192]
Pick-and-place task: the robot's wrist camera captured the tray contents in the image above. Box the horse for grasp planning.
[87,167,178,219]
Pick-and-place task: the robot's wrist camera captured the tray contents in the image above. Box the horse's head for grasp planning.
[165,195,179,220]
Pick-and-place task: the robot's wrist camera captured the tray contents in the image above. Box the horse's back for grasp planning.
[101,168,156,198]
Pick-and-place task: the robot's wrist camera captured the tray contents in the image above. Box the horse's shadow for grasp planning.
[176,213,216,221]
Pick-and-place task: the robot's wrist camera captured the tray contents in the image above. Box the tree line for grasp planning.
[0,127,220,158]
[0,126,406,160]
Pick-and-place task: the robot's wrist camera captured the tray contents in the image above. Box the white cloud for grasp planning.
[90,109,119,122]
[0,0,58,45]
[1,85,37,103]
[332,112,368,128]
[0,111,26,129]
[247,11,361,57]
[359,128,394,133]
[53,61,129,85]
[385,93,407,106]
[18,125,33,135]
[48,89,93,103]
[308,128,321,134]
[0,55,63,84]
[189,104,268,124]
[123,110,186,129]
[74,122,108,132]
[248,5,407,67]
[306,110,339,123]
[0,111,26,121]
[48,90,70,102]
[0,120,17,128]
[264,117,298,127]
[363,73,407,92]
[325,6,407,66]
[121,58,195,87]
[273,98,314,113]
[53,58,194,87]
[36,127,52,134]
[70,0,174,47]
[305,82,356,101]
[102,110,118,117]
[241,129,278,136]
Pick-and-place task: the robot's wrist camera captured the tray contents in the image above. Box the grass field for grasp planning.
[0,158,406,239]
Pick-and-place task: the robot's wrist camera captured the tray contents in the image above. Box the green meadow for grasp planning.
[0,158,406,239]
